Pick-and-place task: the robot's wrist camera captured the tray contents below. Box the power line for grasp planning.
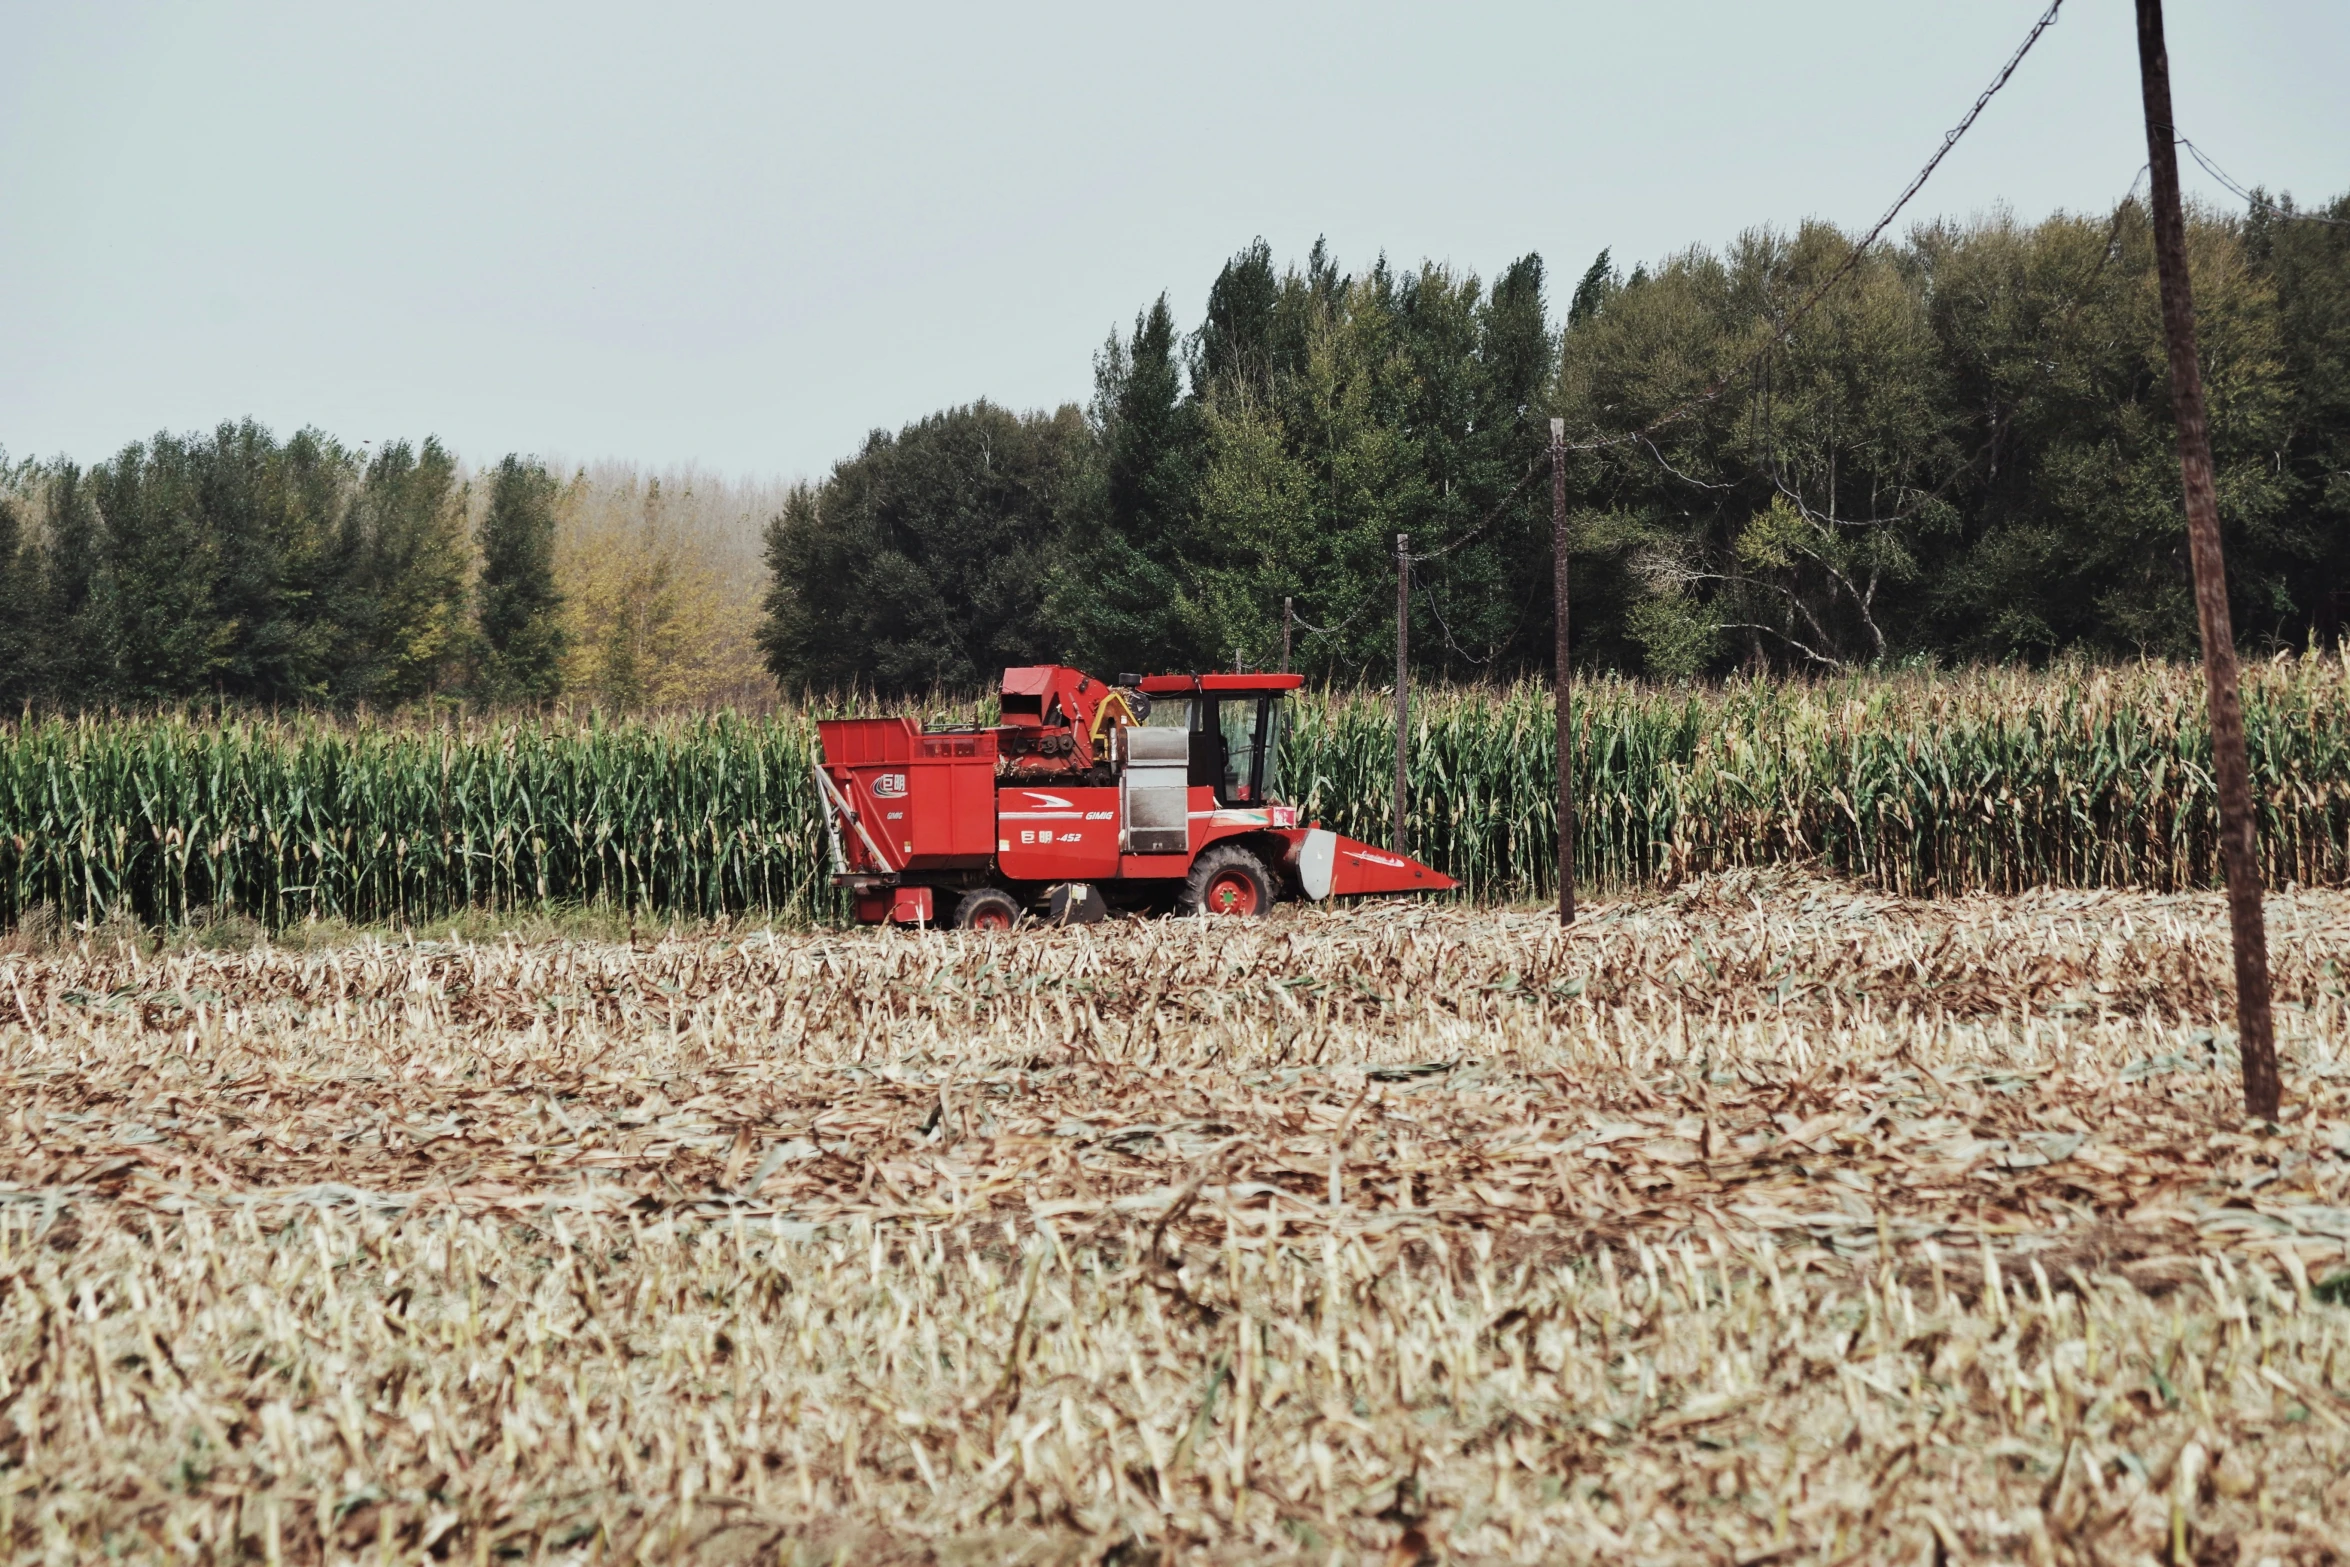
[1402,457,1547,564]
[2034,162,2152,345]
[1287,599,1369,641]
[1286,1,2073,654]
[2180,137,2350,228]
[1557,0,2068,458]
[1409,561,1494,666]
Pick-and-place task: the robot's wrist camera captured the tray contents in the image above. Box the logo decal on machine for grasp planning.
[1001,789,1084,821]
[869,773,908,798]
[1347,850,1407,869]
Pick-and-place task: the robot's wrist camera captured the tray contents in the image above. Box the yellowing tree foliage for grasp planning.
[550,464,779,710]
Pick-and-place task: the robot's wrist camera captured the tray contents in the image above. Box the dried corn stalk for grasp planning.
[2,874,2348,1561]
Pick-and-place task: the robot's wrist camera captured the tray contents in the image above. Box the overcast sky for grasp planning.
[3,2,2343,483]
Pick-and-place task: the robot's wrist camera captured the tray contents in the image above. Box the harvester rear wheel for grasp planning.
[953,887,1022,931]
[1184,846,1272,917]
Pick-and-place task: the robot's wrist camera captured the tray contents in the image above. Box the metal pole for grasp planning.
[1394,534,1409,854]
[1551,419,1575,926]
[2136,0,2279,1122]
[1282,596,1293,675]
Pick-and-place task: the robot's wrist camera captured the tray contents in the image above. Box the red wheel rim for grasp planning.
[970,907,1014,932]
[1205,870,1260,915]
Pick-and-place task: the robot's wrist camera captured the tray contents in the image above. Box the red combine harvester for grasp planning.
[815,666,1454,928]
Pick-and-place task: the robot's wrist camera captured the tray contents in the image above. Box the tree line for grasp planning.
[761,192,2350,692]
[0,429,566,709]
[0,437,779,712]
[7,190,2344,712]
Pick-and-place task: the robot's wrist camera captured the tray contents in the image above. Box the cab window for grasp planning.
[1258,699,1282,803]
[1218,700,1260,803]
[1196,695,1281,806]
[1145,691,1285,806]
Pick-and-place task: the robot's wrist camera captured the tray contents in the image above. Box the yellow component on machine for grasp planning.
[1088,689,1141,750]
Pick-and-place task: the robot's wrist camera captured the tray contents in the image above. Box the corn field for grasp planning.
[1294,652,2350,900]
[0,713,836,932]
[3,654,2348,930]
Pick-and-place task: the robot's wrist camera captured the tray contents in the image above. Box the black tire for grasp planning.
[952,887,1022,931]
[1182,845,1274,917]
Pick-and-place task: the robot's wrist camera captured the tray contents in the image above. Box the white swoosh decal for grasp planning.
[1023,792,1074,809]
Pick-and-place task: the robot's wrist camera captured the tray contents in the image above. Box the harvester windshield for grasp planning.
[1216,696,1279,805]
[1134,674,1299,809]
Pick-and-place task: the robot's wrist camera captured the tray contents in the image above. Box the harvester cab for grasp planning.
[1128,673,1285,808]
[815,664,1454,927]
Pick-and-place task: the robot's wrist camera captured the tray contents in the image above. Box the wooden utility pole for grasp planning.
[2136,0,2280,1121]
[1394,535,1410,854]
[1282,596,1293,675]
[1551,419,1576,926]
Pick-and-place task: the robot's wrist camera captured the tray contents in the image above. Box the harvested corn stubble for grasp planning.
[4,871,2350,1563]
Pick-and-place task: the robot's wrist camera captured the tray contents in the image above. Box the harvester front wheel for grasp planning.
[1185,846,1272,917]
[953,887,1022,932]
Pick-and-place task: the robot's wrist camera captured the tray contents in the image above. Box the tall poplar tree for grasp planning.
[472,455,567,706]
[0,495,31,707]
[334,438,470,704]
[1046,296,1196,674]
[92,434,230,700]
[209,423,344,704]
[32,464,107,704]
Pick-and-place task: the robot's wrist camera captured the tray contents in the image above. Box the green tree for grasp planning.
[1172,246,1557,679]
[1049,296,1196,675]
[29,464,108,704]
[2244,189,2350,645]
[472,455,568,706]
[65,422,353,704]
[1549,201,2322,674]
[332,438,471,705]
[1194,239,1283,397]
[0,492,31,708]
[89,433,233,700]
[1568,249,1616,327]
[1917,204,2291,659]
[1390,253,1557,673]
[217,424,344,701]
[1182,263,1409,675]
[759,402,1086,696]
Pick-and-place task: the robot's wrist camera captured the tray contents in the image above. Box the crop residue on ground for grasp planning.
[5,874,2349,1563]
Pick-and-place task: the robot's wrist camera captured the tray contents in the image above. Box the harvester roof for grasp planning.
[1136,673,1305,695]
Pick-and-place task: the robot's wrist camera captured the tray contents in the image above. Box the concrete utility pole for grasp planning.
[1551,419,1576,926]
[1282,596,1293,675]
[1394,535,1410,855]
[2135,0,2280,1121]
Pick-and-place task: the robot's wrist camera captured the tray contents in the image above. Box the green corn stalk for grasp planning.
[1280,653,2350,902]
[2,655,2345,930]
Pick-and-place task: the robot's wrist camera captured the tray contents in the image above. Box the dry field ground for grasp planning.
[4,875,2350,1565]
